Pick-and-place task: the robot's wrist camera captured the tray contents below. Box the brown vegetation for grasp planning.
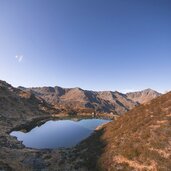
[96,91,171,171]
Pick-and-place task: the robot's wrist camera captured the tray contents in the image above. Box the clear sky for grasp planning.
[0,0,170,93]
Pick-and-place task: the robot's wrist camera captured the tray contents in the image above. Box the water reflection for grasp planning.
[10,119,110,149]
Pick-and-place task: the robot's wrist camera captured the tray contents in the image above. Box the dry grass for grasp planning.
[96,92,171,171]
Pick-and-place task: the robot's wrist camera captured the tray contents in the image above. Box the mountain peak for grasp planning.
[126,89,161,104]
[142,88,159,92]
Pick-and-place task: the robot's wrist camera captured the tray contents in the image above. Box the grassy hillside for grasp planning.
[97,92,171,170]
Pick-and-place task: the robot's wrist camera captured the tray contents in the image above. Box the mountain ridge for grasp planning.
[19,85,161,115]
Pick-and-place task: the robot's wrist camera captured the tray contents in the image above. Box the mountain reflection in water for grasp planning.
[10,118,110,149]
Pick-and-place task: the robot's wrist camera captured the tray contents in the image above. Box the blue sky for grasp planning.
[0,0,170,93]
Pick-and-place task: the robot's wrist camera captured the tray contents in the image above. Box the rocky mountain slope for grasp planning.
[0,81,59,127]
[0,81,67,171]
[19,86,161,115]
[126,88,162,104]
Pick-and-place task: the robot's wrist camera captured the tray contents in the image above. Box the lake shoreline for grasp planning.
[0,113,115,170]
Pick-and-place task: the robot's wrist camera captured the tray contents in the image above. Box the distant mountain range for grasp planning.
[0,79,162,116]
[19,86,161,115]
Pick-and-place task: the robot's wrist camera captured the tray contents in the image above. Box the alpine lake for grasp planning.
[10,116,111,149]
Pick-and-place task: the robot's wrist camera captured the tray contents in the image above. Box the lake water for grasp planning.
[10,118,110,149]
